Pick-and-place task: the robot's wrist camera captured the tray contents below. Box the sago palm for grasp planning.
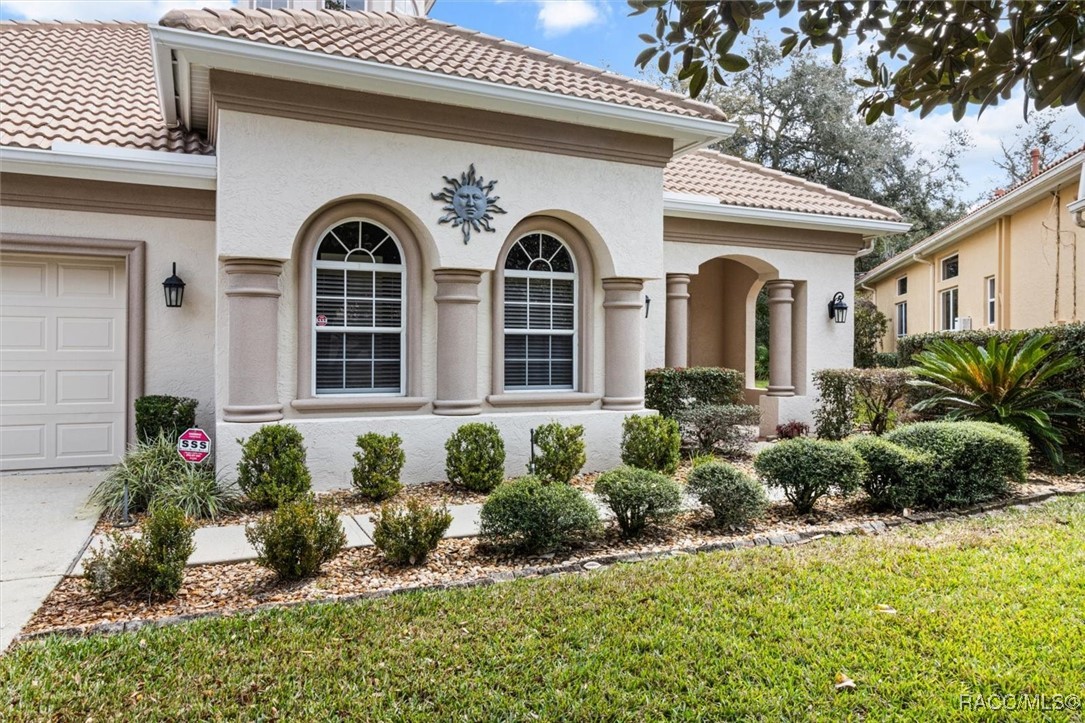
[910,333,1084,467]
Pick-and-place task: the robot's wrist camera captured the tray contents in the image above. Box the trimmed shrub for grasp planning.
[885,421,1029,508]
[91,433,192,517]
[83,505,195,601]
[594,466,682,538]
[445,423,506,493]
[351,432,405,501]
[754,438,866,514]
[479,477,601,553]
[848,436,932,511]
[372,499,452,566]
[644,367,744,418]
[775,420,809,439]
[134,395,197,443]
[874,352,900,368]
[245,498,346,580]
[620,415,681,475]
[854,298,889,369]
[686,461,767,527]
[812,369,856,440]
[813,368,915,439]
[157,466,238,521]
[677,404,761,456]
[531,422,586,484]
[236,424,312,508]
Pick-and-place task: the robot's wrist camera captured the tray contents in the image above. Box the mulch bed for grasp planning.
[27,469,1084,641]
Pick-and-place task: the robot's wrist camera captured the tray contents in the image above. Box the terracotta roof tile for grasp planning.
[158,8,725,121]
[664,149,903,221]
[0,21,212,154]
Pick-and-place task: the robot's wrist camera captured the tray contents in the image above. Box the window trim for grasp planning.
[940,253,959,281]
[293,200,428,412]
[895,301,907,338]
[985,275,997,326]
[489,216,598,405]
[940,286,959,330]
[896,276,907,296]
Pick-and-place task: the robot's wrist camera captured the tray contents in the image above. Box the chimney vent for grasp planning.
[1030,147,1041,176]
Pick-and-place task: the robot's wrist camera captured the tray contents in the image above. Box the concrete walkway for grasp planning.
[1,469,103,651]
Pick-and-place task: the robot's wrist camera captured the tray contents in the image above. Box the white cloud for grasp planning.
[1,0,235,22]
[535,0,602,37]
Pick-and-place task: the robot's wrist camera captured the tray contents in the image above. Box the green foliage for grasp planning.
[874,352,900,368]
[754,438,866,514]
[445,423,506,493]
[594,466,682,538]
[886,422,1029,508]
[847,436,932,511]
[909,333,1085,467]
[351,433,405,501]
[644,367,744,418]
[677,404,761,456]
[134,395,197,443]
[689,454,716,469]
[774,420,808,439]
[156,466,238,521]
[83,505,195,602]
[812,370,857,440]
[479,477,601,553]
[372,499,452,566]
[245,498,346,581]
[531,422,586,485]
[236,425,312,508]
[91,433,193,517]
[994,109,1081,187]
[813,368,915,439]
[854,299,889,369]
[620,415,681,475]
[686,461,767,527]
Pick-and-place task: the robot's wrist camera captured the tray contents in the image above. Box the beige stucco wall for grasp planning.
[0,206,218,433]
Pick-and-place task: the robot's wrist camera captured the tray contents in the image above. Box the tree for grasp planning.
[993,109,1082,187]
[854,298,888,369]
[631,1,1085,122]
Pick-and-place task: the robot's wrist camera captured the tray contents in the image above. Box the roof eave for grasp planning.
[149,25,736,155]
[0,143,217,190]
[662,193,911,238]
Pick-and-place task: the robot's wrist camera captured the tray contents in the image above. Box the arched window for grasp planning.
[313,220,404,395]
[503,232,576,390]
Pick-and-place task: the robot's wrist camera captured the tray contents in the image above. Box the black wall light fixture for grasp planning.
[163,263,186,308]
[828,291,848,323]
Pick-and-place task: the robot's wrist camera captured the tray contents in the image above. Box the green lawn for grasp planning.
[4,499,1084,722]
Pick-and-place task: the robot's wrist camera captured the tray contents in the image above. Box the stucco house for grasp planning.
[861,146,1085,353]
[0,5,908,485]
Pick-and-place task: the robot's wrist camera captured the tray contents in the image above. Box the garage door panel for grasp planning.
[0,315,47,351]
[0,424,46,464]
[56,419,119,460]
[56,262,119,300]
[57,369,116,405]
[0,260,47,296]
[56,316,117,352]
[0,371,45,405]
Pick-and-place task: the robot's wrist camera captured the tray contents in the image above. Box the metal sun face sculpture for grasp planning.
[432,164,506,244]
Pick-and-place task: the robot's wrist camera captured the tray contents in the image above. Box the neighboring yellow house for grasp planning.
[860,147,1085,353]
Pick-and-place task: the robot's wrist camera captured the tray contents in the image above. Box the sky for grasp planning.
[2,0,1083,201]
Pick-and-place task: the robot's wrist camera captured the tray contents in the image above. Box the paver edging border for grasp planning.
[14,486,1083,646]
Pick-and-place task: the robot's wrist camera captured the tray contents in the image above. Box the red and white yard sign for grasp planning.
[177,428,212,463]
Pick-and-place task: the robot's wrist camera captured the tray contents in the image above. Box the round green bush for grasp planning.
[885,421,1029,508]
[479,476,601,553]
[847,435,932,511]
[753,438,866,514]
[352,432,405,501]
[686,461,767,527]
[445,423,506,492]
[372,499,452,566]
[594,466,682,538]
[236,424,312,508]
[245,498,346,580]
[532,422,586,484]
[620,415,681,475]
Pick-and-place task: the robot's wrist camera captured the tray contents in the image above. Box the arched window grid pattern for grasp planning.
[503,232,577,391]
[312,219,405,395]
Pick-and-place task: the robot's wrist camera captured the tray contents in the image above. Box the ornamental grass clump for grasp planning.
[754,438,865,514]
[157,466,239,521]
[351,432,405,501]
[445,423,506,492]
[620,414,681,475]
[686,461,767,527]
[246,498,346,581]
[594,466,682,538]
[530,422,586,484]
[479,476,601,553]
[236,424,312,508]
[91,433,193,517]
[372,499,453,566]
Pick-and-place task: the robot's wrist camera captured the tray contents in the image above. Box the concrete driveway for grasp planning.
[1,469,103,651]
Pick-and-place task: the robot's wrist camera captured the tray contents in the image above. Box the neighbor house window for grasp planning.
[503,232,576,390]
[896,276,907,295]
[896,302,908,337]
[941,287,959,330]
[941,254,959,280]
[313,220,404,394]
[985,276,996,326]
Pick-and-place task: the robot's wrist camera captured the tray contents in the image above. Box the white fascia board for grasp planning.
[150,26,736,152]
[150,31,178,127]
[862,161,1082,284]
[1069,198,1085,213]
[662,193,912,237]
[0,144,217,190]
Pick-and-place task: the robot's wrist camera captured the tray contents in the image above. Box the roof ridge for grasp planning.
[1,20,146,28]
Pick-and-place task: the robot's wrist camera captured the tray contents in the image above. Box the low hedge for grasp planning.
[754,438,865,514]
[848,435,932,511]
[644,367,744,418]
[620,415,681,475]
[594,466,682,538]
[134,395,197,443]
[479,477,601,554]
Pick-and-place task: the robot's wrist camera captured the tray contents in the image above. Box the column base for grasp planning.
[602,396,644,411]
[765,386,795,397]
[222,404,284,423]
[432,399,482,416]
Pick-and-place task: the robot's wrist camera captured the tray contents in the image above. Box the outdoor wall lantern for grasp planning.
[828,291,848,324]
[163,263,186,308]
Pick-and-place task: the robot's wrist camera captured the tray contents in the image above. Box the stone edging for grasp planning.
[15,487,1083,646]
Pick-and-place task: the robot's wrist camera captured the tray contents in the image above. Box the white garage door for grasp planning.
[0,254,127,470]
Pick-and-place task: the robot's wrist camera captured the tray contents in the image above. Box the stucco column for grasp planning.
[602,277,645,411]
[222,258,285,422]
[433,269,482,416]
[765,279,795,397]
[665,273,691,368]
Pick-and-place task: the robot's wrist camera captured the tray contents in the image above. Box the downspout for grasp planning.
[912,252,935,331]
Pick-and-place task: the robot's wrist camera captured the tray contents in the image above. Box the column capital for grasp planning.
[223,258,284,298]
[433,268,482,305]
[666,273,691,300]
[765,279,795,304]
